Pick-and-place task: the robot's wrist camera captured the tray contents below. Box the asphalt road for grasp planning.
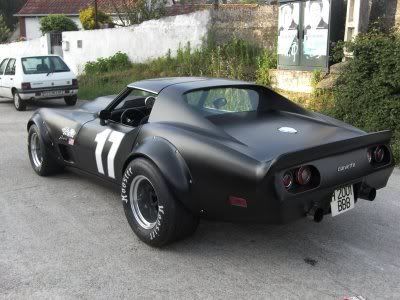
[0,98,400,299]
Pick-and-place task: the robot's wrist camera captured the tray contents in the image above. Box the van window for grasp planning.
[21,56,70,75]
[4,59,16,75]
[0,59,8,74]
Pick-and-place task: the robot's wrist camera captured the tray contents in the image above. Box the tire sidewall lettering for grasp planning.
[122,164,167,243]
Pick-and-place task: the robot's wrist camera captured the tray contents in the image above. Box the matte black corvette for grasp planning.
[27,77,395,246]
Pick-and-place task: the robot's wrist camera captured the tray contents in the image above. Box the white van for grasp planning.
[0,55,78,111]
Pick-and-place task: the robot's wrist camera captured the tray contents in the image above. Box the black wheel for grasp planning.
[64,95,77,106]
[122,158,199,247]
[28,125,63,176]
[13,91,26,111]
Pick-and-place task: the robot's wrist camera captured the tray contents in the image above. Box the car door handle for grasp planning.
[10,78,13,80]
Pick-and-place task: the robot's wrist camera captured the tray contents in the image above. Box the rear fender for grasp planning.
[123,136,194,212]
[27,113,63,162]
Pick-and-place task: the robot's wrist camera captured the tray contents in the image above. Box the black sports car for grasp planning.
[27,77,395,246]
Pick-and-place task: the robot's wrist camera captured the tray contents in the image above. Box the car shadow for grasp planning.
[44,157,395,276]
[0,97,79,111]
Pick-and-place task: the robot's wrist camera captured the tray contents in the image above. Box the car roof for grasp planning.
[127,77,251,94]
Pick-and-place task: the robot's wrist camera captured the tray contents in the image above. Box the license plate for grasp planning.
[331,185,355,217]
[42,90,65,97]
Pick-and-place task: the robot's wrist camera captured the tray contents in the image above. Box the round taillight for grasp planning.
[296,166,312,185]
[374,146,385,163]
[283,172,293,189]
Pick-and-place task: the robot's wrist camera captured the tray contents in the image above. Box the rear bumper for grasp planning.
[211,164,394,224]
[273,165,394,224]
[18,85,78,100]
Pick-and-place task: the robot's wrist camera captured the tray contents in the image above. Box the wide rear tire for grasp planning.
[28,125,63,176]
[122,158,199,247]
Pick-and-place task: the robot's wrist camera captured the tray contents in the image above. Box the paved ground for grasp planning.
[0,98,399,299]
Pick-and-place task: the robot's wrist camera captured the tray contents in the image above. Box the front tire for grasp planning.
[64,95,77,106]
[28,125,63,176]
[122,158,199,247]
[13,91,26,111]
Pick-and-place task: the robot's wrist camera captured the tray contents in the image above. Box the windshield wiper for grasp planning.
[46,69,54,76]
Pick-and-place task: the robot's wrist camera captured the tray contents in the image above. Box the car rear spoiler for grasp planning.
[269,130,393,171]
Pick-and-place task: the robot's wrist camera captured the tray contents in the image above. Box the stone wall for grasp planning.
[210,4,278,50]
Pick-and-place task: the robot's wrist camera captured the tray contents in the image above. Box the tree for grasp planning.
[79,6,112,30]
[0,0,27,30]
[39,15,79,34]
[0,15,10,43]
[111,0,167,26]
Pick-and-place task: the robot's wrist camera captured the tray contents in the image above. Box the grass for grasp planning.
[78,38,276,100]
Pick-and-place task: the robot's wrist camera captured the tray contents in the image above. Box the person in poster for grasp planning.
[278,3,300,62]
[303,0,330,58]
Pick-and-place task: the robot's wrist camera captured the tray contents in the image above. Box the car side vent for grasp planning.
[59,144,74,163]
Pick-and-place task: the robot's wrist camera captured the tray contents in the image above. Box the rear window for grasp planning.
[183,87,260,116]
[21,56,70,75]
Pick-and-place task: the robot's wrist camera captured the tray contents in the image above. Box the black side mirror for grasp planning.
[99,110,111,125]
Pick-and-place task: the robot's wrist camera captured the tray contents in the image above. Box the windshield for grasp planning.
[183,87,260,116]
[21,56,70,75]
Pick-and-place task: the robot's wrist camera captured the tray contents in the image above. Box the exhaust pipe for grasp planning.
[307,206,324,223]
[358,185,376,201]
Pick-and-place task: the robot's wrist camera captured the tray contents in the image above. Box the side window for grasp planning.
[4,59,16,76]
[0,59,8,75]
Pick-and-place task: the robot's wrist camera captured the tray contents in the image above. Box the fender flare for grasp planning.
[123,136,195,213]
[27,113,62,162]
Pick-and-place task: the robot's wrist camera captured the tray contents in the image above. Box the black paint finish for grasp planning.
[27,77,395,223]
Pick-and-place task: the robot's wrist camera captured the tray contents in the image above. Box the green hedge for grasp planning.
[331,31,400,162]
[40,15,78,34]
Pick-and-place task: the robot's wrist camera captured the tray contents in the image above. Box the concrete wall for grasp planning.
[269,69,314,93]
[210,4,278,50]
[0,36,49,59]
[24,16,83,40]
[62,10,211,74]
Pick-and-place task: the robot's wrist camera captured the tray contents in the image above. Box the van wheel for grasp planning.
[122,158,199,247]
[64,95,77,106]
[13,91,26,111]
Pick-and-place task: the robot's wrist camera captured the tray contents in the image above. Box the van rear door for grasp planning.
[3,58,16,98]
[0,58,8,97]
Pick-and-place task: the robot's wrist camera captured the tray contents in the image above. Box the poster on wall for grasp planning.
[277,2,300,65]
[303,0,330,59]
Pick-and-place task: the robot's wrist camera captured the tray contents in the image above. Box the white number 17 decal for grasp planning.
[95,129,125,179]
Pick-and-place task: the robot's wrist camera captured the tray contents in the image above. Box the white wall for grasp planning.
[25,16,83,40]
[62,10,211,74]
[0,36,49,59]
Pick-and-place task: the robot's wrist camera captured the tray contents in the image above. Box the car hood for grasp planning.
[207,110,366,162]
[36,95,115,144]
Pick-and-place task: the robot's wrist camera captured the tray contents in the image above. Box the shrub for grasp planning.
[117,0,167,26]
[79,6,112,30]
[255,48,277,86]
[84,52,132,74]
[332,30,400,162]
[40,15,79,34]
[329,40,345,65]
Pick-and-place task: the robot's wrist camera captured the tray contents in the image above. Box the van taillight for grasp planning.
[72,79,78,87]
[21,82,31,90]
